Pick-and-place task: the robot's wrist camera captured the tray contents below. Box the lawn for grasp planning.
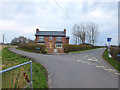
[2,47,48,88]
[103,49,120,71]
[68,48,97,53]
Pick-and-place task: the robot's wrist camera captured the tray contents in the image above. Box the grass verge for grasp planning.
[2,47,48,88]
[68,48,98,53]
[103,49,120,71]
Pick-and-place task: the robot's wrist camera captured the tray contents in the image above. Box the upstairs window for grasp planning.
[57,37,61,41]
[39,36,44,41]
[49,36,52,41]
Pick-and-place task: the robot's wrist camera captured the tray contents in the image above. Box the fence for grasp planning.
[0,60,33,89]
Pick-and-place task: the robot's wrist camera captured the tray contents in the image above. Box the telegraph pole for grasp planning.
[3,34,4,44]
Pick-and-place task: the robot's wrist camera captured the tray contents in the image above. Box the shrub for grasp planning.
[18,44,46,54]
[42,49,48,54]
[110,47,120,61]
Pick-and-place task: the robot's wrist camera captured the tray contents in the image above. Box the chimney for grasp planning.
[64,29,66,34]
[36,28,39,33]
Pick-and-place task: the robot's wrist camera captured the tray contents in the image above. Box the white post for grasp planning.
[108,42,110,57]
[30,60,33,89]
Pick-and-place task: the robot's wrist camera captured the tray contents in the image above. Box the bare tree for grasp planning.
[86,22,99,45]
[72,24,78,45]
[11,36,34,45]
[72,22,99,45]
[72,23,87,44]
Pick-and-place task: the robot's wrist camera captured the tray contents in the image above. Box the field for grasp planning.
[2,47,48,88]
[0,45,17,50]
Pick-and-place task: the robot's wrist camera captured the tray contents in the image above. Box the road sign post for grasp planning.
[107,38,112,58]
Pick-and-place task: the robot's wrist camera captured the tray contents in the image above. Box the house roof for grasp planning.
[35,31,66,36]
[66,36,70,39]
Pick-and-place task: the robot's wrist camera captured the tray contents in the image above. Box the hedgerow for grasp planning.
[63,44,91,53]
[110,47,120,61]
[18,44,46,54]
[63,44,103,53]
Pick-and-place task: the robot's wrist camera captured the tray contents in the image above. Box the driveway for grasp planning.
[9,48,119,88]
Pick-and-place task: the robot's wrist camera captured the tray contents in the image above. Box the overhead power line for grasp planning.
[53,0,75,25]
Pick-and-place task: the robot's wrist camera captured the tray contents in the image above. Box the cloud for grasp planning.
[0,20,22,31]
[0,1,118,45]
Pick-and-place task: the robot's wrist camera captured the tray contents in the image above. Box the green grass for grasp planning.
[103,49,120,71]
[68,48,98,53]
[2,47,48,88]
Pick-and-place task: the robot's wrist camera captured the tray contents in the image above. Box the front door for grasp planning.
[54,49,57,53]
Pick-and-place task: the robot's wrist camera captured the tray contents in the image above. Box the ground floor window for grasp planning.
[55,43,62,48]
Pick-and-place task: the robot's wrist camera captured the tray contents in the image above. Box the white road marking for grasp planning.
[74,55,119,76]
[108,68,117,72]
[77,55,88,61]
[91,63,97,66]
[115,73,120,75]
[81,61,86,63]
[95,65,101,68]
[88,57,98,61]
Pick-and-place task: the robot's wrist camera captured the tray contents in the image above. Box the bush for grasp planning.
[110,47,120,61]
[18,44,46,54]
[42,49,48,54]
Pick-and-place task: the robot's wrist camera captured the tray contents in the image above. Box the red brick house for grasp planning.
[35,28,69,53]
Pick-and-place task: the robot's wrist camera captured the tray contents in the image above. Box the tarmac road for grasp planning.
[9,48,119,88]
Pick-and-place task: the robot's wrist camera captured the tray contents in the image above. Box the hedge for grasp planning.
[18,44,46,54]
[110,47,120,61]
[63,44,91,53]
[63,44,103,53]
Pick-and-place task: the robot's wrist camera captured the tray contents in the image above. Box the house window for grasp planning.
[55,43,62,48]
[39,36,44,41]
[57,37,61,41]
[49,36,52,41]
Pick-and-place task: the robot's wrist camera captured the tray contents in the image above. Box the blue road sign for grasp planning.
[107,38,112,42]
[117,54,120,57]
[36,47,40,50]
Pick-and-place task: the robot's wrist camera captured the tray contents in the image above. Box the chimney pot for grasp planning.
[64,29,66,34]
[36,28,39,33]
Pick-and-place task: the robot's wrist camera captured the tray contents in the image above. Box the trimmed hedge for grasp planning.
[18,44,46,54]
[110,47,120,61]
[63,44,103,53]
[63,44,91,53]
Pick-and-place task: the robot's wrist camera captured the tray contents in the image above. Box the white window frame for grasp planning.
[39,36,44,41]
[57,37,61,41]
[38,43,45,45]
[49,36,52,41]
[55,43,62,48]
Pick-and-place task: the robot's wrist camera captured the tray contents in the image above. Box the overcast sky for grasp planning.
[0,0,118,45]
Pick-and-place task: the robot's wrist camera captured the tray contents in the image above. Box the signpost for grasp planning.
[107,38,112,58]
